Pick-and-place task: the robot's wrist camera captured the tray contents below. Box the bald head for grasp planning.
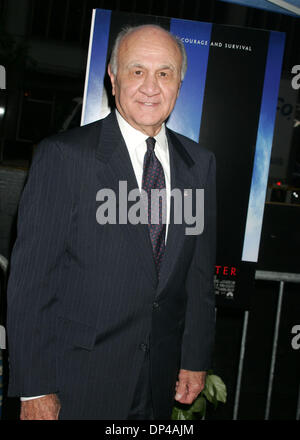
[109,24,187,81]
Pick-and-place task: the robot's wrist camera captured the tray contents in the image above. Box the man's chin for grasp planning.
[133,115,164,129]
[135,120,164,136]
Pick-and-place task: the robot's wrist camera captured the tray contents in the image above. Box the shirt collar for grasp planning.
[115,109,168,153]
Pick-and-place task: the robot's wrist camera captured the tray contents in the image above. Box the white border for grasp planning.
[81,9,96,126]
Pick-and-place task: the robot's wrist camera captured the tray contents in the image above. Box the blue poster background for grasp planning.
[81,9,285,306]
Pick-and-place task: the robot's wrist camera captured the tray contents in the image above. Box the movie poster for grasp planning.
[81,9,285,308]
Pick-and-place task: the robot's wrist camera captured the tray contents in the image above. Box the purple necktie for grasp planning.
[142,137,166,275]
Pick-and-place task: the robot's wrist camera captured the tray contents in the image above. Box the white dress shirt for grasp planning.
[115,109,171,237]
[21,110,171,402]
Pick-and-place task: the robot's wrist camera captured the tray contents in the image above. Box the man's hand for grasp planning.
[20,394,61,420]
[175,369,206,405]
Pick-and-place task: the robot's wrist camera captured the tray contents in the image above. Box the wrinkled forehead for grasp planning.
[118,27,182,68]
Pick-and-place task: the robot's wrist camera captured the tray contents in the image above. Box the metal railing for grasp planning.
[0,254,8,350]
[0,259,299,419]
[233,270,300,420]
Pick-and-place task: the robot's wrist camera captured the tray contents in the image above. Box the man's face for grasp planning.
[108,27,183,137]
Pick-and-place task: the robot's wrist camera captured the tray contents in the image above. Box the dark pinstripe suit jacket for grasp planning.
[7,111,216,419]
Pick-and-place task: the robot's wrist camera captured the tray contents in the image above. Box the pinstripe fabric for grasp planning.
[6,112,216,419]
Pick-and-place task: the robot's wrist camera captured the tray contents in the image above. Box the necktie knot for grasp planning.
[146,137,156,153]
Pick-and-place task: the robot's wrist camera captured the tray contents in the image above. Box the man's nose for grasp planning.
[139,73,160,96]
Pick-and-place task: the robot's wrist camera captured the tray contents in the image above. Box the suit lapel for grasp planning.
[156,129,196,297]
[95,113,200,294]
[95,112,158,288]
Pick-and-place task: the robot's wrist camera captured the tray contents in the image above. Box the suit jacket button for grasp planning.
[153,302,160,310]
[139,343,148,352]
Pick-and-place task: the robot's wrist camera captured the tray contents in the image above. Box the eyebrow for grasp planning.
[128,62,175,71]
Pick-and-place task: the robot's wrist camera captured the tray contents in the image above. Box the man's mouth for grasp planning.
[138,101,159,106]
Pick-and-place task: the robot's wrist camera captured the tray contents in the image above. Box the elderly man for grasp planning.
[7,24,216,420]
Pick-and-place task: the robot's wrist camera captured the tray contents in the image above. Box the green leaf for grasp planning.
[192,395,206,417]
[172,403,194,420]
[202,387,213,403]
[171,407,180,419]
[178,410,188,420]
[209,374,227,403]
[211,385,219,409]
[172,407,196,420]
[191,395,203,412]
[205,374,215,397]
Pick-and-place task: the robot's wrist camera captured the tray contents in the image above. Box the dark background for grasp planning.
[0,0,299,420]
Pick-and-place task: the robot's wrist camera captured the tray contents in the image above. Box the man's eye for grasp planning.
[158,71,168,78]
[134,70,143,76]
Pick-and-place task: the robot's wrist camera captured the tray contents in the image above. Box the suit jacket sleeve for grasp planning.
[7,139,72,397]
[180,152,216,371]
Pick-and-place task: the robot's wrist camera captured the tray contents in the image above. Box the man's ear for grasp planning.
[177,81,182,98]
[108,64,116,96]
